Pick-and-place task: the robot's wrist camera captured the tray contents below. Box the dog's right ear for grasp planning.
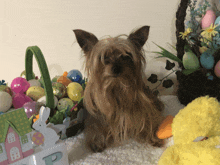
[73,29,99,53]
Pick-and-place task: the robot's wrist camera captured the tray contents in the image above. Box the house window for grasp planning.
[8,133,16,143]
[10,147,20,161]
[21,135,28,144]
[0,145,3,154]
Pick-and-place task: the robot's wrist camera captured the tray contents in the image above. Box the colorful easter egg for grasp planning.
[200,53,214,69]
[182,52,200,69]
[11,77,30,94]
[67,82,83,102]
[0,85,13,96]
[0,91,12,112]
[20,70,35,79]
[52,75,61,83]
[67,70,83,84]
[215,16,220,26]
[57,98,74,111]
[37,95,58,108]
[32,132,44,145]
[26,86,45,101]
[52,82,67,99]
[57,72,72,87]
[201,10,216,29]
[214,60,220,77]
[23,101,37,118]
[12,93,32,109]
[28,79,41,87]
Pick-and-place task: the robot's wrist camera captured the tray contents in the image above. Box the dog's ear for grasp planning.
[73,29,99,53]
[128,26,150,50]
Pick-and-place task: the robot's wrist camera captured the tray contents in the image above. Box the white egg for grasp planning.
[28,79,41,87]
[37,95,58,108]
[0,91,12,112]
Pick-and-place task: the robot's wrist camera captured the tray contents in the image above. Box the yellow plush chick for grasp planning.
[158,96,220,165]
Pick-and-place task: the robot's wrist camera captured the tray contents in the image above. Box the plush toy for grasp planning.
[157,96,220,165]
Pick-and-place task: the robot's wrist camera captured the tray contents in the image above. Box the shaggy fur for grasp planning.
[73,26,165,152]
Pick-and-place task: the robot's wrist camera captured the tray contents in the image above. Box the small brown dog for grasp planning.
[73,26,165,152]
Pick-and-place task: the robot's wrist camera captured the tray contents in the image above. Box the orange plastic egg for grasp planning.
[57,71,72,87]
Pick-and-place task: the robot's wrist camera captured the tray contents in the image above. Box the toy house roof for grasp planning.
[0,108,32,143]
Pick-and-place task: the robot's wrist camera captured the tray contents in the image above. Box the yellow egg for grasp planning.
[199,46,208,54]
[67,82,83,102]
[26,86,45,101]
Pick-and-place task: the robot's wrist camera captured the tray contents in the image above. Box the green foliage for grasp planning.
[152,42,182,63]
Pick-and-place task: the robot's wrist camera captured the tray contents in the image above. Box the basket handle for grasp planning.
[25,46,55,110]
[176,0,189,69]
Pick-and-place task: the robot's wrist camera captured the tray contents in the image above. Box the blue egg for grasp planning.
[67,70,83,84]
[200,53,214,69]
[207,75,214,80]
[215,16,220,27]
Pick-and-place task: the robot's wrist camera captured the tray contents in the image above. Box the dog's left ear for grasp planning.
[128,26,150,50]
[73,29,99,53]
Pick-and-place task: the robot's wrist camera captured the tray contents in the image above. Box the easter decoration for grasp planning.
[0,46,70,165]
[0,80,13,96]
[148,0,220,105]
[0,91,12,113]
[157,96,220,165]
[11,77,33,109]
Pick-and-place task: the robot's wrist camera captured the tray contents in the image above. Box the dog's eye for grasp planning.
[126,52,132,57]
[104,56,110,64]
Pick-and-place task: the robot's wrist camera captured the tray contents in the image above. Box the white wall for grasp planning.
[0,0,181,95]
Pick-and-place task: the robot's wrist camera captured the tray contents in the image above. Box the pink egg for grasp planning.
[201,10,216,29]
[214,60,220,77]
[32,132,44,145]
[12,93,32,109]
[11,77,30,94]
[23,101,37,118]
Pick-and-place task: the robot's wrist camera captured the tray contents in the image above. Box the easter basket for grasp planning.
[0,46,86,165]
[25,46,86,137]
[152,0,220,105]
[175,0,220,105]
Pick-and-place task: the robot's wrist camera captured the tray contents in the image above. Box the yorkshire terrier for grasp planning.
[73,26,165,152]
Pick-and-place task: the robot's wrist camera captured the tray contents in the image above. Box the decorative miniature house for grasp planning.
[0,108,34,165]
[0,107,69,165]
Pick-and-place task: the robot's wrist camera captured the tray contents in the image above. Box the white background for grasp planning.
[0,0,192,95]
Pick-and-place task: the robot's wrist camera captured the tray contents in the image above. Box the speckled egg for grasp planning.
[0,91,12,112]
[20,70,35,79]
[214,60,220,77]
[0,86,13,96]
[57,98,74,111]
[52,82,67,99]
[26,86,45,101]
[52,76,61,83]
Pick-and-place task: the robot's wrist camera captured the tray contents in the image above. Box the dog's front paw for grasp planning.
[89,142,106,153]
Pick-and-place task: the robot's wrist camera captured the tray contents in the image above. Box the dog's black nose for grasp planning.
[112,64,122,75]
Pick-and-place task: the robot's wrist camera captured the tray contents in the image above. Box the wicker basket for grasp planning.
[175,0,220,105]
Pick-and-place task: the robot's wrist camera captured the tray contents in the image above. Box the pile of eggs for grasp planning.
[182,10,220,80]
[0,69,86,120]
